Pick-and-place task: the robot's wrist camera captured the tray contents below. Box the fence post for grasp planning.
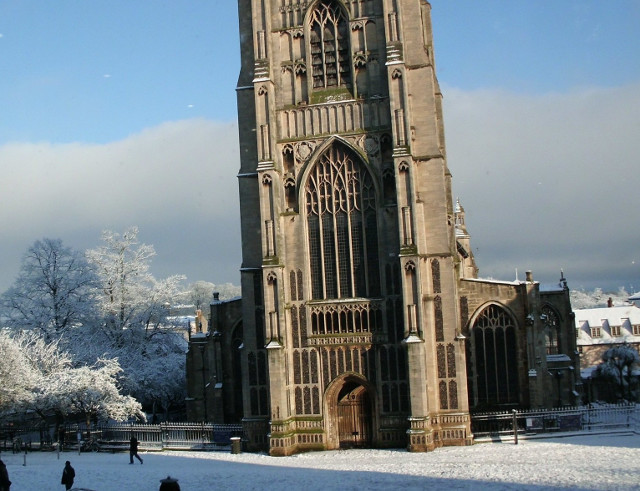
[512,410,518,445]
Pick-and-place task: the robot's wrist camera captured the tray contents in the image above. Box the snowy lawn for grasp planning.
[1,432,639,490]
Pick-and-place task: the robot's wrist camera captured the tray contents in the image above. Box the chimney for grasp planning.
[608,297,613,308]
[525,271,533,283]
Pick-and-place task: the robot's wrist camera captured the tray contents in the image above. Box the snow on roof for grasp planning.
[581,366,599,378]
[463,277,565,293]
[462,277,522,286]
[539,283,564,292]
[547,354,571,362]
[574,305,640,328]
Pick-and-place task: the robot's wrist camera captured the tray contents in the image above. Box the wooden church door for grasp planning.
[337,384,371,448]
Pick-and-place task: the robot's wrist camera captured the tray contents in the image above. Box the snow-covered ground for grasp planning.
[2,432,639,490]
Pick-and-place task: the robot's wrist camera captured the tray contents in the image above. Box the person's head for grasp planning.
[66,461,71,466]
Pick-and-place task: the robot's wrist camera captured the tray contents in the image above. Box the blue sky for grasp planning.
[3,1,638,144]
[0,1,240,143]
[433,1,640,92]
[1,1,639,294]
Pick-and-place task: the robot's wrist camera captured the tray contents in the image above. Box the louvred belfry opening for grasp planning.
[309,0,351,90]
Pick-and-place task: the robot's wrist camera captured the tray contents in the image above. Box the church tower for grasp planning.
[236,0,472,454]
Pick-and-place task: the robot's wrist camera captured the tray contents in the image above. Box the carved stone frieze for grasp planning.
[353,51,368,68]
[294,59,307,75]
[361,134,379,156]
[295,141,315,162]
[307,334,373,346]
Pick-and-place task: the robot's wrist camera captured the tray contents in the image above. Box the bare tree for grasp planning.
[0,238,98,341]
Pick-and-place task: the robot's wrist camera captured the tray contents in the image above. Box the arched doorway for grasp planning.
[326,376,374,449]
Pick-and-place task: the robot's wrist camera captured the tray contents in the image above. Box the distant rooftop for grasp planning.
[574,304,640,327]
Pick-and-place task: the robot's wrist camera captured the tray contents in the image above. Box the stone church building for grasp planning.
[186,0,578,455]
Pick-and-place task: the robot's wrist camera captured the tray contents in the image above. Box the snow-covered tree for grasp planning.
[2,229,190,422]
[570,287,631,309]
[0,238,98,341]
[12,331,73,420]
[49,358,145,427]
[83,227,187,416]
[213,282,241,300]
[0,331,38,414]
[77,326,187,420]
[187,281,216,311]
[0,331,143,427]
[86,227,185,343]
[125,331,187,421]
[186,281,241,311]
[595,344,640,401]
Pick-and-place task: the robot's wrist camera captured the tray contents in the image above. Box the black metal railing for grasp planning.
[0,422,244,452]
[471,403,639,439]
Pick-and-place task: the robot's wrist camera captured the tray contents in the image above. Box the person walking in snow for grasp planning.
[61,461,75,490]
[0,459,11,491]
[129,436,143,464]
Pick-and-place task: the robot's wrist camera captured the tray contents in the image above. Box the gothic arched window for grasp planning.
[309,0,351,90]
[306,143,380,299]
[468,304,520,409]
[542,305,561,355]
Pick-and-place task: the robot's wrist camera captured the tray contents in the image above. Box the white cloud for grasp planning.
[444,82,640,289]
[0,119,241,291]
[2,83,638,294]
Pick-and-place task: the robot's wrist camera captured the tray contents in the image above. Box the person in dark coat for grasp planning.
[159,475,180,491]
[129,436,143,464]
[61,461,75,490]
[0,459,11,491]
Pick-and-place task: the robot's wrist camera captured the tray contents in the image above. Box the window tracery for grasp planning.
[305,143,379,300]
[469,304,519,408]
[542,305,561,355]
